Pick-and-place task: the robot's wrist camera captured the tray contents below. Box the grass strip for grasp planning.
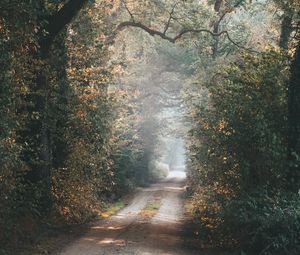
[139,197,162,218]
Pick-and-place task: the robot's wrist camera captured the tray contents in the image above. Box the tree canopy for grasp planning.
[1,0,300,254]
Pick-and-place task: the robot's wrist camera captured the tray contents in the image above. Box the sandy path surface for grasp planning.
[59,171,199,255]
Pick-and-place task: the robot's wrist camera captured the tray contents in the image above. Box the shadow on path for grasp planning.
[59,171,236,255]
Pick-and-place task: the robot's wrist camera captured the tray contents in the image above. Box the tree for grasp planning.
[273,0,300,190]
[115,0,251,50]
[273,0,298,49]
[22,0,89,210]
[39,0,89,54]
[288,40,300,191]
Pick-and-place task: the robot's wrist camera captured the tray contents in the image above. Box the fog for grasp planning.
[110,29,190,181]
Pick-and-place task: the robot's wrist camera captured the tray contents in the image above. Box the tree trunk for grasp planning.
[279,12,293,49]
[287,42,300,191]
[212,22,220,59]
[36,70,52,210]
[23,0,89,212]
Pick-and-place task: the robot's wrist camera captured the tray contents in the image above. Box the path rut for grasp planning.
[59,171,199,255]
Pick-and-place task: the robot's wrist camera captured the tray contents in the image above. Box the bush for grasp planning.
[186,49,299,254]
[191,190,300,254]
[148,160,170,181]
[222,192,300,254]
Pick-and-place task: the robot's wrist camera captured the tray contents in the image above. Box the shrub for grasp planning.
[186,49,299,254]
[148,160,170,181]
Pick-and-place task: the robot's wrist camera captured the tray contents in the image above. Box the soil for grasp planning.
[57,171,234,255]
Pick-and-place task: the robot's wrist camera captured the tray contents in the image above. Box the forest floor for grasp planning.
[56,171,236,255]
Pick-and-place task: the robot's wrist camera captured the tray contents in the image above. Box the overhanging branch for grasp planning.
[115,0,256,52]
[116,21,257,52]
[122,0,135,22]
[163,2,179,35]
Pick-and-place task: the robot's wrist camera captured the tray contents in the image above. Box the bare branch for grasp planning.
[214,0,244,32]
[114,0,257,52]
[116,21,257,52]
[163,2,179,35]
[117,21,176,43]
[215,12,227,30]
[122,0,135,22]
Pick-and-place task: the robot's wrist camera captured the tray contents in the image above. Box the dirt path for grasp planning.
[58,171,200,255]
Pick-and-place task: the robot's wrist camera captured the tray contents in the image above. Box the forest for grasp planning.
[0,0,299,254]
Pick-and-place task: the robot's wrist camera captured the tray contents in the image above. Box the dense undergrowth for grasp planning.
[186,50,300,254]
[0,1,161,254]
[1,1,300,255]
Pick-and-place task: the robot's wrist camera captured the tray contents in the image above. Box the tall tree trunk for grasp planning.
[36,69,52,210]
[287,41,300,191]
[23,0,89,212]
[212,22,220,59]
[279,11,293,49]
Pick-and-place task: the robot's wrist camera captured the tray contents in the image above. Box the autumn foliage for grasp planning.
[186,50,300,254]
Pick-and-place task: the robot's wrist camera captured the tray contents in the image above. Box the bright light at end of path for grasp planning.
[166,170,186,180]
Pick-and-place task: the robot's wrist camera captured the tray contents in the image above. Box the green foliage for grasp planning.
[0,0,148,253]
[148,160,169,181]
[186,50,299,254]
[49,4,115,224]
[223,192,300,254]
[3,1,298,255]
[0,0,40,250]
[108,95,148,194]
